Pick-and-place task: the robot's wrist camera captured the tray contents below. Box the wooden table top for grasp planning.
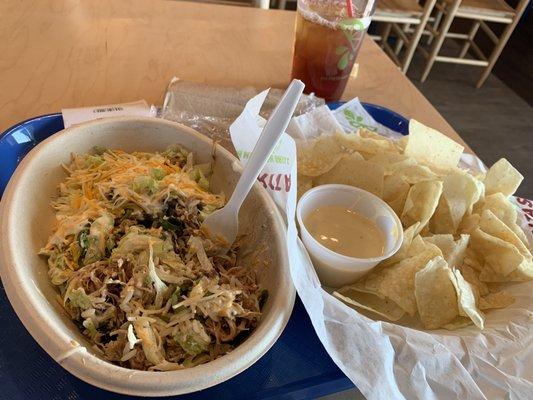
[0,0,464,146]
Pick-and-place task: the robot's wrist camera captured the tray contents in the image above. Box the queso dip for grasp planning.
[304,205,385,258]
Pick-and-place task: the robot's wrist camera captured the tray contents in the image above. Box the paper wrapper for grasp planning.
[229,90,297,219]
[231,94,533,400]
[162,78,324,154]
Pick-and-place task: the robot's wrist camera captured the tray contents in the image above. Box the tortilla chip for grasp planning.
[463,247,484,272]
[430,198,456,234]
[415,256,459,329]
[379,223,420,267]
[383,174,409,201]
[389,161,438,185]
[297,136,344,177]
[484,158,523,197]
[401,180,443,235]
[333,289,405,321]
[369,152,409,167]
[408,235,426,254]
[479,209,531,258]
[444,173,483,230]
[470,228,528,278]
[335,130,398,156]
[363,248,442,316]
[478,291,515,310]
[315,155,384,197]
[498,253,532,280]
[425,234,470,269]
[405,120,464,169]
[479,262,533,282]
[407,236,443,259]
[396,136,408,152]
[388,196,409,218]
[482,193,529,246]
[297,175,313,200]
[457,264,489,296]
[450,269,484,329]
[430,173,482,234]
[359,128,392,141]
[457,213,481,235]
[383,175,410,215]
[428,164,468,179]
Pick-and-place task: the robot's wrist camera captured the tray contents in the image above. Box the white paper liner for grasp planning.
[230,93,532,400]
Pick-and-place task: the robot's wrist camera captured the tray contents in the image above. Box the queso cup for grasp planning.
[297,184,403,287]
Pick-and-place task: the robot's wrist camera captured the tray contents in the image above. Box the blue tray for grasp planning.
[0,104,408,400]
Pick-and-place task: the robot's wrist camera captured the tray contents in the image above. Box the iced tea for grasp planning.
[291,1,368,101]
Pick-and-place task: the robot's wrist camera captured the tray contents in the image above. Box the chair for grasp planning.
[277,0,292,9]
[421,0,530,87]
[372,0,438,73]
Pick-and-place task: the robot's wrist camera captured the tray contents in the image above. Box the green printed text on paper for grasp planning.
[237,150,290,165]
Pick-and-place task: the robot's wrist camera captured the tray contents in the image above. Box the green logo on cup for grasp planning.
[335,45,351,70]
[339,18,366,31]
[335,18,366,70]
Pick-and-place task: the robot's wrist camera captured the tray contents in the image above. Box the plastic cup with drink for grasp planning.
[291,0,374,102]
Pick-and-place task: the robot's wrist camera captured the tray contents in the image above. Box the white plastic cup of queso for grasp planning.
[296,184,404,288]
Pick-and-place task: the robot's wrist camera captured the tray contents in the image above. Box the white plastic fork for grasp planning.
[202,79,305,252]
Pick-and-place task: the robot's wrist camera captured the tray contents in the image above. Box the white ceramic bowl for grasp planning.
[0,117,295,396]
[297,184,403,287]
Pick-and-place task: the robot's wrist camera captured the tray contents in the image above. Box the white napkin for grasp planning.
[287,105,344,140]
[332,98,401,139]
[229,90,297,219]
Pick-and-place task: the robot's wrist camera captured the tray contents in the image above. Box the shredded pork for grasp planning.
[39,145,266,371]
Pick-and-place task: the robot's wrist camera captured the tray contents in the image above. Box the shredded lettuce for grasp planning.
[132,175,158,195]
[160,217,182,232]
[83,318,98,337]
[82,236,100,265]
[112,229,162,258]
[66,287,92,310]
[48,266,73,286]
[188,237,213,271]
[188,167,210,191]
[174,321,210,356]
[67,241,82,266]
[162,145,189,165]
[83,155,104,168]
[199,204,218,221]
[91,145,107,155]
[150,168,166,181]
[82,214,114,265]
[127,323,141,350]
[148,243,168,295]
[175,335,208,356]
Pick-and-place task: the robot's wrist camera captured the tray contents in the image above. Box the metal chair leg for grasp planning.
[421,0,462,82]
